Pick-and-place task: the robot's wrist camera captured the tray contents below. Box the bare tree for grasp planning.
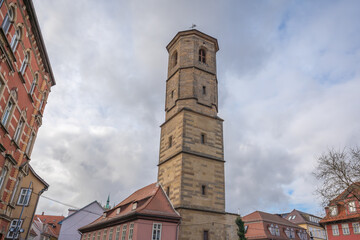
[313,147,360,206]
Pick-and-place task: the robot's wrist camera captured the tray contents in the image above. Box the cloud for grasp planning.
[31,0,360,217]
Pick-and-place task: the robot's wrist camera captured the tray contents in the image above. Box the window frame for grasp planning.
[329,206,338,216]
[152,223,162,240]
[115,226,121,240]
[13,117,25,143]
[17,188,32,205]
[331,224,339,236]
[353,222,360,234]
[10,27,21,52]
[121,224,127,240]
[199,49,206,63]
[10,177,20,204]
[108,227,113,240]
[0,167,8,190]
[342,223,350,235]
[1,7,14,35]
[128,223,134,240]
[349,201,356,213]
[25,131,36,157]
[1,98,15,128]
[20,52,29,75]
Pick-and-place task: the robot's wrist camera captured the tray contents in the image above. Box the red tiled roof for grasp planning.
[320,182,360,224]
[79,183,180,232]
[34,214,64,236]
[243,211,308,240]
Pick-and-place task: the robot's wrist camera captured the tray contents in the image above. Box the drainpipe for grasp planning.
[175,221,181,240]
[13,181,32,240]
[24,185,48,240]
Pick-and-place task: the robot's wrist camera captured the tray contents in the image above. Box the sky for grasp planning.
[30,0,360,217]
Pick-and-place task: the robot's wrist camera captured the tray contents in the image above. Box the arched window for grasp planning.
[29,74,38,95]
[1,99,14,126]
[20,52,29,75]
[199,49,206,63]
[1,6,15,34]
[10,27,21,51]
[171,51,178,68]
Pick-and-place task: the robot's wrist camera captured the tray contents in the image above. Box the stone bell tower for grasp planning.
[157,29,238,240]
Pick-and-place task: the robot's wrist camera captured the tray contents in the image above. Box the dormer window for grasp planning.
[132,202,137,210]
[349,201,356,212]
[329,206,338,216]
[199,49,206,63]
[116,207,121,214]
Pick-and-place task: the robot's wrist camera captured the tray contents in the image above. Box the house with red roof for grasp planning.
[242,211,309,240]
[78,183,181,240]
[319,182,360,240]
[32,213,65,239]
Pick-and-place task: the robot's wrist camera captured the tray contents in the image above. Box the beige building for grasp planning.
[7,164,48,240]
[285,209,326,240]
[157,29,238,240]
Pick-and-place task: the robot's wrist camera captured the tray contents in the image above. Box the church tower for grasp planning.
[158,29,238,240]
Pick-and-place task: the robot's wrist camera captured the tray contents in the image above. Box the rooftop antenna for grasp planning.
[190,24,197,29]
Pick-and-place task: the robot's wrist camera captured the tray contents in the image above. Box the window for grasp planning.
[152,223,161,240]
[199,49,206,63]
[0,167,8,189]
[202,86,206,95]
[285,228,295,239]
[203,230,208,240]
[201,133,206,144]
[201,185,206,195]
[171,90,174,99]
[166,186,170,196]
[20,52,29,75]
[274,225,280,236]
[30,74,38,95]
[128,223,134,240]
[168,136,172,148]
[87,233,91,240]
[349,201,356,212]
[116,207,121,214]
[82,233,87,240]
[92,232,96,240]
[132,202,137,210]
[109,228,113,240]
[2,7,14,34]
[10,27,21,51]
[115,226,120,240]
[103,229,108,239]
[332,225,339,236]
[268,224,275,235]
[1,100,14,126]
[39,92,47,111]
[329,206,338,216]
[353,222,360,234]
[13,118,24,143]
[342,224,350,235]
[172,51,178,67]
[121,225,127,240]
[17,188,31,205]
[97,231,101,240]
[10,178,20,203]
[26,132,35,156]
[6,219,23,239]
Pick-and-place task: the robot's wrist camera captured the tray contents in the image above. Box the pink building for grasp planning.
[79,183,181,240]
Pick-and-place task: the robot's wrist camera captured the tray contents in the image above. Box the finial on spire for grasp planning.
[190,24,197,29]
[104,194,110,209]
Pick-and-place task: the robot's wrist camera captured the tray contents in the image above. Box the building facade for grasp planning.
[7,165,48,240]
[58,201,104,240]
[33,213,64,240]
[0,0,55,239]
[79,183,181,240]
[285,209,326,240]
[243,211,309,240]
[157,29,238,240]
[319,182,360,240]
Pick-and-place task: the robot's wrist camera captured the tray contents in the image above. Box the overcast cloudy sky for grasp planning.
[30,0,360,217]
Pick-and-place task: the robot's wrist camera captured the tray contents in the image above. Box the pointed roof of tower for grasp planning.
[166,29,219,52]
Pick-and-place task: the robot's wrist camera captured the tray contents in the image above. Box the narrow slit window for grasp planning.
[201,134,206,144]
[166,186,170,196]
[202,185,206,195]
[171,90,174,99]
[202,86,206,95]
[203,230,209,240]
[199,49,206,63]
[168,136,173,148]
